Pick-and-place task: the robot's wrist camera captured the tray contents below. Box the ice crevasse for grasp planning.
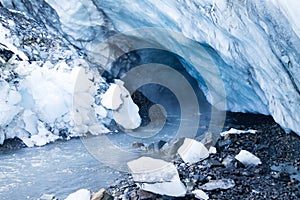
[0,0,299,146]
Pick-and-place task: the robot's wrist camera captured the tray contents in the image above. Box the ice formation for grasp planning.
[178,138,209,164]
[44,0,300,136]
[192,189,209,200]
[235,150,262,166]
[101,82,141,130]
[0,0,299,146]
[0,6,140,145]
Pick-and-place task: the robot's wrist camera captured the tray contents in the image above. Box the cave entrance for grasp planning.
[103,48,213,144]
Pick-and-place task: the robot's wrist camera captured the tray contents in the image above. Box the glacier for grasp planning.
[0,0,299,146]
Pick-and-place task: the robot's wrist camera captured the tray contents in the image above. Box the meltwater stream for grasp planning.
[0,113,210,199]
[0,139,124,200]
[0,92,211,199]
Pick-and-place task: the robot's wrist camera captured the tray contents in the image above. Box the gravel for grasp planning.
[106,112,300,199]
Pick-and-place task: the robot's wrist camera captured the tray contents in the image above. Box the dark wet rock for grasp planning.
[271,163,298,175]
[0,137,26,150]
[132,142,145,149]
[147,143,155,151]
[134,189,159,200]
[91,188,113,200]
[147,140,167,152]
[106,112,300,199]
[157,140,167,150]
[216,139,233,151]
[0,47,14,62]
[204,159,224,168]
[131,90,155,127]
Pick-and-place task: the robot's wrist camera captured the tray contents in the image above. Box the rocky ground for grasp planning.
[104,112,300,200]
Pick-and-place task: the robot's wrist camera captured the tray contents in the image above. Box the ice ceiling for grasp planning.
[0,0,299,146]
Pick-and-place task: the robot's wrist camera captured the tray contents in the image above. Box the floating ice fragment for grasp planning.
[192,189,209,200]
[200,179,235,191]
[235,150,262,166]
[178,138,209,164]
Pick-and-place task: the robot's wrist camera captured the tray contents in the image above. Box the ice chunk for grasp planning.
[94,105,107,119]
[235,150,262,166]
[23,110,38,135]
[102,83,141,130]
[128,156,186,197]
[0,81,22,126]
[127,156,178,183]
[220,128,257,137]
[101,84,123,110]
[178,138,209,164]
[192,189,209,200]
[200,179,235,191]
[26,122,59,147]
[65,189,90,200]
[112,87,141,129]
[139,178,187,197]
[0,103,21,126]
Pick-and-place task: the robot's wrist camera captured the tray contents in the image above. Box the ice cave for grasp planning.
[0,0,299,199]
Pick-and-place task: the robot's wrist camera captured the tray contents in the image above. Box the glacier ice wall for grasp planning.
[0,5,140,145]
[45,0,300,135]
[0,0,300,137]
